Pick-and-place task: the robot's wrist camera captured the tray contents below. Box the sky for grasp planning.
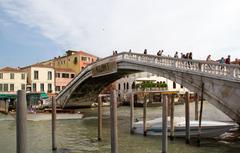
[0,0,240,67]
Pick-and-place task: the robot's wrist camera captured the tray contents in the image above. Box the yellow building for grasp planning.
[41,50,98,74]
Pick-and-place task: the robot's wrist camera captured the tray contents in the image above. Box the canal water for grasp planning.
[0,102,239,153]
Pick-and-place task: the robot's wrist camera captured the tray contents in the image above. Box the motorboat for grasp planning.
[133,117,237,138]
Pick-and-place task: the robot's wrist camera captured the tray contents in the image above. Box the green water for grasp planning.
[0,102,239,153]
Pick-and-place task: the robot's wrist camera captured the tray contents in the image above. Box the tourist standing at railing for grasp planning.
[174,51,179,58]
[157,50,163,56]
[219,57,225,70]
[189,52,192,60]
[144,49,147,54]
[129,49,132,53]
[225,55,231,64]
[206,55,212,61]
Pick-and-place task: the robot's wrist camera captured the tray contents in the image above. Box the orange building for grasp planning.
[41,50,98,74]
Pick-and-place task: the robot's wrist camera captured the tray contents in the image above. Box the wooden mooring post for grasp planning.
[110,90,118,153]
[52,97,57,150]
[170,94,175,140]
[185,92,190,144]
[198,83,204,146]
[16,90,27,153]
[195,93,199,121]
[130,93,134,134]
[143,96,147,136]
[162,94,168,153]
[98,96,103,141]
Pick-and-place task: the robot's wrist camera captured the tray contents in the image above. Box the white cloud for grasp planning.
[1,0,240,60]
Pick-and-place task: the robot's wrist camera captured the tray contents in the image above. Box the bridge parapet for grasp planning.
[121,52,240,82]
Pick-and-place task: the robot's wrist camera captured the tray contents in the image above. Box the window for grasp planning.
[4,84,8,92]
[55,86,61,92]
[10,84,14,91]
[48,84,52,92]
[34,71,39,80]
[0,73,3,79]
[173,81,176,89]
[21,73,25,80]
[73,57,78,64]
[21,84,25,90]
[32,83,36,92]
[48,71,52,80]
[56,73,60,78]
[0,84,2,91]
[71,74,75,78]
[81,67,84,70]
[118,84,121,90]
[62,73,69,78]
[127,83,129,90]
[62,86,66,90]
[81,56,87,61]
[10,73,14,79]
[40,83,44,92]
[181,84,183,88]
[124,83,126,90]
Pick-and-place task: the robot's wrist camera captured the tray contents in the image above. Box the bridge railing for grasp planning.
[121,52,240,81]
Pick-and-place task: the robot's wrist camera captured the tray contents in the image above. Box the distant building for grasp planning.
[55,68,76,93]
[21,64,55,93]
[0,67,27,93]
[41,50,98,74]
[115,72,188,103]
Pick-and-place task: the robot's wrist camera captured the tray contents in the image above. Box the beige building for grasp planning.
[0,67,27,93]
[21,64,55,93]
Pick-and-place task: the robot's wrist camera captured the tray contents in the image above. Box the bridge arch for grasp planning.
[57,52,240,123]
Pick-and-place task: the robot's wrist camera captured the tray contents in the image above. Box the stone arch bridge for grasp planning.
[56,52,240,123]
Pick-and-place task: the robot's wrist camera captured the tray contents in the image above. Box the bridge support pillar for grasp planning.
[98,96,103,141]
[110,90,118,153]
[170,94,175,140]
[162,94,168,153]
[185,92,190,144]
[130,93,134,134]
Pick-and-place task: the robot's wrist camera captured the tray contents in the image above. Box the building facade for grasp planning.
[21,64,55,93]
[41,50,98,74]
[115,72,188,102]
[0,67,27,93]
[55,68,76,93]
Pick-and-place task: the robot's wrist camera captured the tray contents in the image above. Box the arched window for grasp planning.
[124,83,126,90]
[132,82,135,89]
[118,84,121,90]
[127,83,129,90]
[173,81,176,89]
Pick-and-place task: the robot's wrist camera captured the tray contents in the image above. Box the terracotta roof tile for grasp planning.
[0,67,26,72]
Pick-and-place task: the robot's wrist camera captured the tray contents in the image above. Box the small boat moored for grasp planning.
[133,117,237,138]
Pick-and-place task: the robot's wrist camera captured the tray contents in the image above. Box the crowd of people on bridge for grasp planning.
[112,49,239,65]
